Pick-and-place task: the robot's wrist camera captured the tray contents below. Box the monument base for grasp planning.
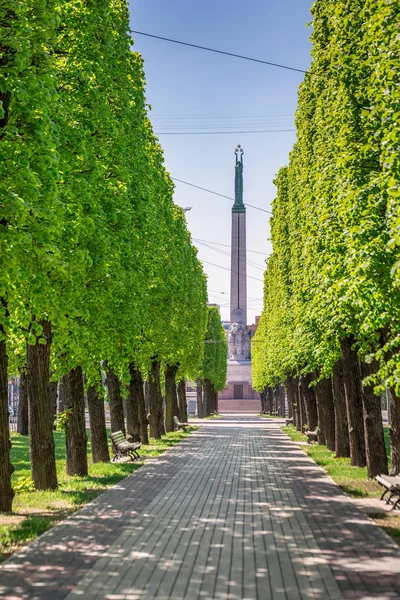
[219,360,260,401]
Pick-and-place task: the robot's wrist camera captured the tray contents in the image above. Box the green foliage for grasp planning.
[201,306,227,391]
[252,0,400,393]
[1,0,208,390]
[54,409,73,432]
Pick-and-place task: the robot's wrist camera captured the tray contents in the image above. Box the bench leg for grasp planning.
[386,493,397,505]
[391,497,400,511]
[380,489,390,501]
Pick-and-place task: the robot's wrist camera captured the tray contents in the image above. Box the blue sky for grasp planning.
[128,0,313,321]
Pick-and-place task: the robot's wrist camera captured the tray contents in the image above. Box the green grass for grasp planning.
[372,513,400,545]
[258,413,283,419]
[283,424,400,545]
[0,427,197,562]
[283,424,391,497]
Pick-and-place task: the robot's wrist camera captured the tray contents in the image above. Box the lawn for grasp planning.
[283,424,400,544]
[0,427,197,562]
[258,413,284,419]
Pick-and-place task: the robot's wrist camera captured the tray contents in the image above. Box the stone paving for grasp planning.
[1,417,399,599]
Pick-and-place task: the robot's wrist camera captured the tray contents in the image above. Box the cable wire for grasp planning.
[172,177,272,215]
[156,129,295,135]
[131,31,308,74]
[201,260,264,282]
[196,239,265,271]
[193,238,270,256]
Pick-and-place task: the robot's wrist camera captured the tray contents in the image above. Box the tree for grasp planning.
[201,306,228,417]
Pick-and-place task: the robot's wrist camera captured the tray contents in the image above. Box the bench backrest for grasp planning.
[173,416,180,425]
[111,431,127,445]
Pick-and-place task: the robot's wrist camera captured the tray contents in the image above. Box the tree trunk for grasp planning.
[126,364,141,442]
[340,337,366,467]
[272,386,279,414]
[149,360,162,439]
[286,381,293,419]
[105,369,125,435]
[57,378,66,412]
[27,320,58,490]
[317,378,335,451]
[314,379,326,445]
[49,381,58,428]
[196,378,204,418]
[389,389,400,475]
[0,338,14,511]
[144,381,150,415]
[286,378,296,426]
[165,364,178,432]
[177,380,188,423]
[211,385,218,414]
[203,379,212,417]
[299,374,318,431]
[278,385,286,417]
[297,378,307,432]
[87,385,110,463]
[292,377,302,431]
[260,389,266,414]
[267,387,273,415]
[130,367,148,445]
[17,370,29,436]
[359,361,388,478]
[64,367,88,477]
[332,359,350,458]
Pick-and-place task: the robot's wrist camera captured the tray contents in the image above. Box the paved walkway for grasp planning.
[1,417,399,599]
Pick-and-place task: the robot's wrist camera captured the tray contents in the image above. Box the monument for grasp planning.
[219,146,259,404]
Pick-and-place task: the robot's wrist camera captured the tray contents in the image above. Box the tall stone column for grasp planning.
[228,145,250,361]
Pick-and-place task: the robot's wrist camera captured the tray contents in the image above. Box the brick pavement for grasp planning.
[0,417,399,599]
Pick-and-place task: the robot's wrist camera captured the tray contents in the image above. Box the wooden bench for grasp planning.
[285,418,293,426]
[174,415,189,431]
[376,474,400,510]
[110,430,141,462]
[305,430,318,444]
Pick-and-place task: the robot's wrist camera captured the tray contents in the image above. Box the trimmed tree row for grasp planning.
[0,0,208,512]
[253,0,399,479]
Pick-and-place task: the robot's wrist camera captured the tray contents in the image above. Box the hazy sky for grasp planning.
[128,0,313,321]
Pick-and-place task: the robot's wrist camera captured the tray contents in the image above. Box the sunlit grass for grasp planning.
[0,427,197,561]
[257,413,283,419]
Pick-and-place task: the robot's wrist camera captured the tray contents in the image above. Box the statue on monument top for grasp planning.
[233,145,244,212]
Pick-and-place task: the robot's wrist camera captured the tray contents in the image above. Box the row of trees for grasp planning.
[253,0,399,477]
[0,0,209,512]
[196,306,228,418]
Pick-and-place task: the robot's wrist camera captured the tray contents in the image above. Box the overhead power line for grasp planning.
[201,260,264,283]
[152,113,293,119]
[155,129,295,135]
[172,177,272,215]
[193,238,270,256]
[196,239,265,271]
[131,31,308,75]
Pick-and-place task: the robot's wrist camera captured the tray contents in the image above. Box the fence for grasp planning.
[8,378,19,432]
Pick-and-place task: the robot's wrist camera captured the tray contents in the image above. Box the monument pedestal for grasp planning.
[219,359,259,401]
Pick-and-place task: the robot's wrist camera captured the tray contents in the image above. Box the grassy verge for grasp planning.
[257,413,284,419]
[190,414,223,419]
[283,424,400,545]
[0,427,197,562]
